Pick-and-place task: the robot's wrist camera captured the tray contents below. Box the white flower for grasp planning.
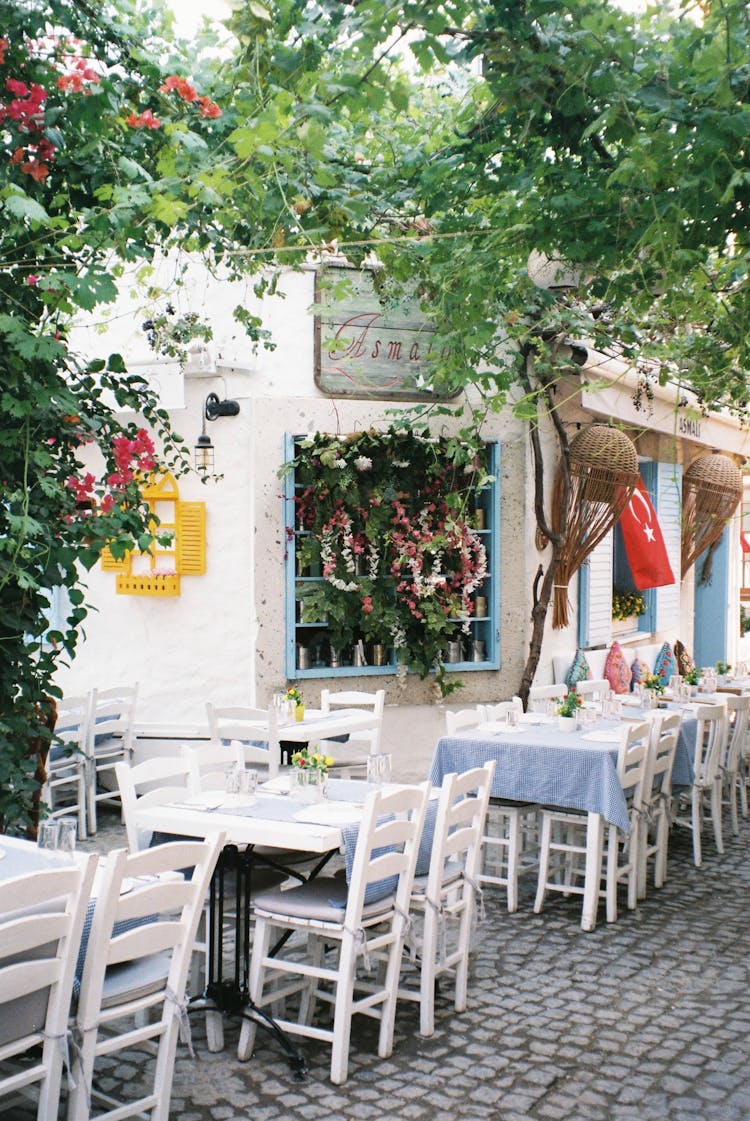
[334,458,347,469]
[353,456,372,471]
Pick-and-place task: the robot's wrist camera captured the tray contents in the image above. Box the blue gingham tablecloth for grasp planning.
[430,725,631,833]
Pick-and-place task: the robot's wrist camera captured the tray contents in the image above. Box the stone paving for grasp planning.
[6,807,749,1120]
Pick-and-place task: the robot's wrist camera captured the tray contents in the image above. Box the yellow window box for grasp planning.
[115,573,181,597]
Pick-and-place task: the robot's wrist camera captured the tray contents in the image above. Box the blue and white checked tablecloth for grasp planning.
[429,724,632,832]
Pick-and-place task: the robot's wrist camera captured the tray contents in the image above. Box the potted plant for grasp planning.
[556,690,582,730]
[290,745,334,800]
[284,686,305,722]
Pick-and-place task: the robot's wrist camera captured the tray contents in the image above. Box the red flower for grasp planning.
[126,109,161,130]
[0,38,8,65]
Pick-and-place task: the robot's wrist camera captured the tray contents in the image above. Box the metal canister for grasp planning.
[297,645,310,670]
[472,640,486,662]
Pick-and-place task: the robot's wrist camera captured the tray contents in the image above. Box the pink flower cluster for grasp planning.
[65,428,157,517]
[107,430,156,489]
[160,74,222,119]
[1,76,52,180]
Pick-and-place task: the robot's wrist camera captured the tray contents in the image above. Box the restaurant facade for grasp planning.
[56,259,750,746]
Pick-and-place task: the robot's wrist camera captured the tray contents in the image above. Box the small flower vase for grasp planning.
[295,703,305,722]
[294,768,326,802]
[558,715,577,732]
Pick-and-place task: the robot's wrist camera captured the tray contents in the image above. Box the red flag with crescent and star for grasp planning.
[619,477,675,590]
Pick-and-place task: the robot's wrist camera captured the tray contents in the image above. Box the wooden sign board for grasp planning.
[314,265,459,400]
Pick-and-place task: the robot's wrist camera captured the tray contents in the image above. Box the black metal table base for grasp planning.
[197,842,335,1077]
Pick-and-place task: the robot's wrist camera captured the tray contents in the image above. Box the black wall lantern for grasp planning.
[194,392,240,473]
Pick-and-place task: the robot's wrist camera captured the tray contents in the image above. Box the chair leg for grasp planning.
[691,789,703,867]
[418,904,439,1038]
[505,812,521,913]
[605,829,619,925]
[298,934,324,1026]
[330,941,357,1085]
[710,780,724,854]
[238,916,272,1061]
[453,898,474,1016]
[654,811,668,889]
[729,777,740,837]
[206,1008,225,1052]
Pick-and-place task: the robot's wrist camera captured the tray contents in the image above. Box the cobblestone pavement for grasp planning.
[8,811,749,1121]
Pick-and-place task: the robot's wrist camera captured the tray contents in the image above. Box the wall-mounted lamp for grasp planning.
[194,391,240,473]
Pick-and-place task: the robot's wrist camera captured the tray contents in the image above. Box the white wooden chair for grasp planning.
[672,703,727,867]
[720,694,749,836]
[398,762,495,1036]
[44,693,92,840]
[68,835,224,1121]
[574,679,610,707]
[205,703,280,777]
[527,683,568,714]
[237,782,430,1084]
[637,712,682,898]
[115,756,192,852]
[478,697,523,723]
[444,707,484,736]
[534,721,650,926]
[182,741,245,795]
[85,683,138,834]
[0,851,97,1121]
[319,688,385,775]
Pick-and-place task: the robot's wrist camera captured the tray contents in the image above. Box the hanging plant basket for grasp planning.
[681,452,743,579]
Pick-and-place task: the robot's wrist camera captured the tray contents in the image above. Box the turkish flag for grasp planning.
[618,477,675,590]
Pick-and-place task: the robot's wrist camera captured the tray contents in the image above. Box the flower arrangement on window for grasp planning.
[286,426,491,694]
[557,690,583,718]
[612,588,647,621]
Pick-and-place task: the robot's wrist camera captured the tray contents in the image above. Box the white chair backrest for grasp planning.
[427,761,496,896]
[445,707,483,736]
[723,694,750,775]
[71,836,224,1121]
[644,711,682,804]
[205,703,279,774]
[692,703,728,787]
[92,684,138,748]
[575,679,610,704]
[115,757,192,851]
[320,688,385,754]
[527,683,568,713]
[345,782,430,929]
[479,697,523,723]
[54,693,93,749]
[182,741,245,794]
[0,849,97,1118]
[617,720,650,808]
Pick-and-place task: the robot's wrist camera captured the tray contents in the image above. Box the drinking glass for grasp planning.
[367,753,393,785]
[37,820,59,851]
[239,767,259,799]
[505,709,519,730]
[56,818,77,856]
[225,764,241,794]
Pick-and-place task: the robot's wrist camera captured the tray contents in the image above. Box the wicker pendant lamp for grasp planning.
[681,451,743,579]
[551,424,640,629]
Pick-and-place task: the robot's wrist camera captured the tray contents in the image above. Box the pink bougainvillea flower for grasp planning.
[27,274,39,286]
[125,109,161,130]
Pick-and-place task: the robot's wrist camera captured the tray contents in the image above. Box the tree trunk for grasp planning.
[515,350,570,709]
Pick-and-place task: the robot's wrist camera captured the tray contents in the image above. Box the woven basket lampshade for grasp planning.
[551,424,640,628]
[681,452,743,578]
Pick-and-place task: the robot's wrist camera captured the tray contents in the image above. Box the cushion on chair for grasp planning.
[653,642,677,685]
[674,639,695,677]
[100,951,170,1009]
[604,642,632,695]
[630,657,651,689]
[565,649,592,689]
[253,878,393,924]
